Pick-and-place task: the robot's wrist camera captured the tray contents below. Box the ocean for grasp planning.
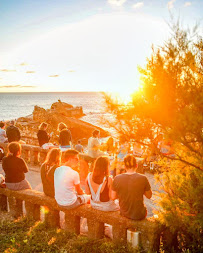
[0,92,107,129]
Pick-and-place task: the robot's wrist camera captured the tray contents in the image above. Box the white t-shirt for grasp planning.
[0,128,7,143]
[87,137,103,158]
[54,165,80,206]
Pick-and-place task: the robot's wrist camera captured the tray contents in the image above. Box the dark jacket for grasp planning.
[37,130,50,147]
[6,125,21,143]
[59,129,72,146]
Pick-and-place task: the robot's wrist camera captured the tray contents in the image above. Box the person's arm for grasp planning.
[85,177,91,195]
[144,189,152,199]
[75,184,84,195]
[21,158,29,173]
[144,177,152,199]
[111,178,118,200]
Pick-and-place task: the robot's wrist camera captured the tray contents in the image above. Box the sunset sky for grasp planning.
[0,0,202,94]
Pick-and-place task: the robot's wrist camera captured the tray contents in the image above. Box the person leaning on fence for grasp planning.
[112,154,152,220]
[2,142,32,190]
[41,148,62,198]
[6,120,21,143]
[85,156,119,211]
[37,122,51,147]
[54,149,90,210]
[58,122,72,151]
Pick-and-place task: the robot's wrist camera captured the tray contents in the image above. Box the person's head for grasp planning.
[124,154,137,171]
[92,129,100,138]
[10,120,15,126]
[92,156,110,184]
[44,148,62,167]
[8,142,21,157]
[63,149,79,170]
[39,122,48,131]
[0,122,5,129]
[77,140,81,144]
[58,122,67,132]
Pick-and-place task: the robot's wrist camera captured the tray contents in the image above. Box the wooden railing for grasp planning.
[0,188,162,252]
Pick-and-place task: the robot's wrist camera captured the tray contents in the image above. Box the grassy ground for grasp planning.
[0,213,140,253]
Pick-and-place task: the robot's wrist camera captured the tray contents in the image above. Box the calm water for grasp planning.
[0,92,107,128]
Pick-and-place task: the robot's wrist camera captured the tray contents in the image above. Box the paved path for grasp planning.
[0,163,161,218]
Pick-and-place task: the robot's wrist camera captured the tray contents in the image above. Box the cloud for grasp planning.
[167,0,176,9]
[184,2,191,7]
[0,69,16,72]
[108,0,127,7]
[0,85,36,88]
[132,2,144,9]
[26,71,36,73]
[49,75,59,77]
[19,62,28,66]
[68,70,75,73]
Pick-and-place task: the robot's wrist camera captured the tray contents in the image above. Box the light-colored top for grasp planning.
[87,137,103,158]
[0,128,7,143]
[54,165,80,206]
[87,172,106,202]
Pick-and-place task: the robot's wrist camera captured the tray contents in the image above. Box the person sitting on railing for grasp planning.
[41,148,62,198]
[85,156,119,211]
[54,149,90,210]
[2,142,32,190]
[112,154,152,220]
[75,140,83,153]
[37,122,54,149]
[58,122,72,151]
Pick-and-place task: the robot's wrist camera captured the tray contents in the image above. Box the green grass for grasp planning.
[0,213,140,253]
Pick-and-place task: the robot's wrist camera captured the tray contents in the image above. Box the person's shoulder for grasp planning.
[2,156,7,162]
[114,173,125,181]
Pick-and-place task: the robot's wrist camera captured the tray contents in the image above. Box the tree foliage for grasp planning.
[104,21,203,251]
[105,21,203,171]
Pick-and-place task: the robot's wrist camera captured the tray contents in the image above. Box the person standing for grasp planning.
[112,154,152,220]
[58,122,72,151]
[87,130,104,159]
[0,122,7,143]
[6,120,21,143]
[37,122,50,147]
[54,149,90,209]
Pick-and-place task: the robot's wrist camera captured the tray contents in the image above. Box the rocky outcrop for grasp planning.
[16,100,108,145]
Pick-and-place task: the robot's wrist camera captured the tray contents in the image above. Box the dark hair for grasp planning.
[0,122,5,128]
[63,149,79,161]
[92,130,100,137]
[58,122,67,131]
[124,154,137,169]
[44,148,61,167]
[77,140,81,144]
[8,142,21,157]
[39,122,48,130]
[92,156,109,184]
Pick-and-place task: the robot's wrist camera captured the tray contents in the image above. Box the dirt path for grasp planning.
[0,163,161,218]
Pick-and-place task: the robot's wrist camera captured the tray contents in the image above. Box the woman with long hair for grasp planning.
[2,142,31,190]
[58,122,72,151]
[41,148,62,197]
[85,156,119,211]
[37,122,50,147]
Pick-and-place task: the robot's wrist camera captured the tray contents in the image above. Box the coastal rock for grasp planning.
[16,100,108,145]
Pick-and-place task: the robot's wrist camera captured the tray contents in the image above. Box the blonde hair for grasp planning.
[58,122,67,131]
[39,122,48,130]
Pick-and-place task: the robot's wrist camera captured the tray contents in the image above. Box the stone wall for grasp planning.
[0,187,162,252]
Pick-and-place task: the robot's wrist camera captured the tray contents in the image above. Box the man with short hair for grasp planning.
[54,149,90,209]
[112,154,152,220]
[6,120,21,143]
[87,130,104,158]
